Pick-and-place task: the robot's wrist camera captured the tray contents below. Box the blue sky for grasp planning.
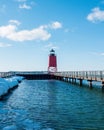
[0,0,104,71]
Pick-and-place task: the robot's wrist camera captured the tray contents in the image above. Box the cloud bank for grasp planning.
[0,20,62,42]
[87,7,104,23]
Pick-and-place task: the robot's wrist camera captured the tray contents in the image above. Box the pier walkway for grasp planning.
[54,71,104,89]
[15,71,54,80]
[0,72,15,78]
[1,70,104,90]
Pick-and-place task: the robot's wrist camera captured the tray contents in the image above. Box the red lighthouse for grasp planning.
[48,49,57,73]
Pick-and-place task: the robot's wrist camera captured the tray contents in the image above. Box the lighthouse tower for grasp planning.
[48,49,57,73]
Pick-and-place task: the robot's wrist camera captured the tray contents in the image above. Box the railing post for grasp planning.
[100,71,103,80]
[95,71,97,80]
[86,71,88,78]
[82,71,84,79]
[76,71,78,77]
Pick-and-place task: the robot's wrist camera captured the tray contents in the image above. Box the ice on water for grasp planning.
[0,76,24,97]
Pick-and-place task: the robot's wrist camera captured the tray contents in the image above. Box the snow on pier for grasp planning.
[0,76,24,98]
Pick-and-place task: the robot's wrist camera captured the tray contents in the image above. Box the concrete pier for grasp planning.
[10,70,104,91]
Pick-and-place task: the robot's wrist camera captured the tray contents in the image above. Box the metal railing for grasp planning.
[1,71,103,81]
[15,71,48,75]
[54,71,104,81]
[0,72,15,78]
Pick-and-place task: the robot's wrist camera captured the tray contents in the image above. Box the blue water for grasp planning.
[0,80,104,130]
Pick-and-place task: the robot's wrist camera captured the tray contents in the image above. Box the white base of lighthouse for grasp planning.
[48,67,57,73]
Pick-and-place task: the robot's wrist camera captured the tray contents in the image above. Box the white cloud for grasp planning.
[39,21,62,30]
[19,3,31,9]
[7,27,51,41]
[0,42,12,47]
[0,20,62,42]
[0,22,51,42]
[9,20,21,26]
[87,7,104,23]
[0,25,16,38]
[50,21,62,29]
